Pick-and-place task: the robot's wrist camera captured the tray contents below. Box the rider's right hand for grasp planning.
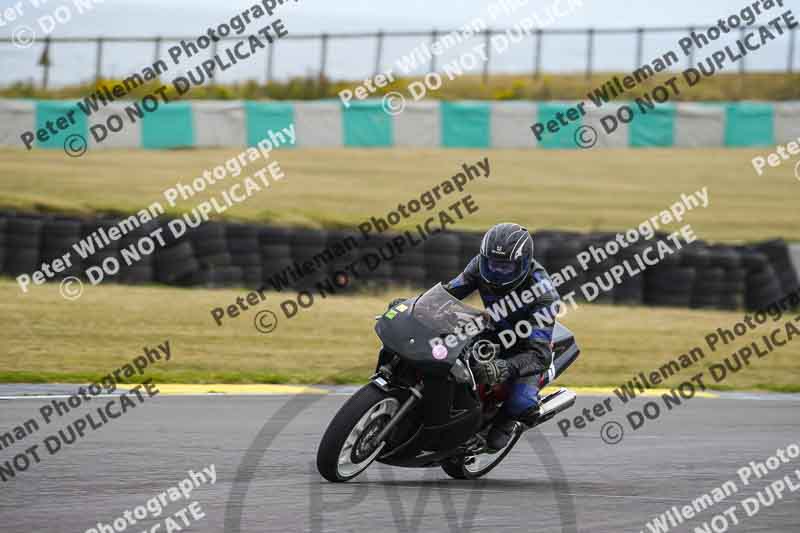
[474,358,512,386]
[479,310,495,331]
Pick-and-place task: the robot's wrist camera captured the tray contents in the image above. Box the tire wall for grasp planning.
[1,210,797,312]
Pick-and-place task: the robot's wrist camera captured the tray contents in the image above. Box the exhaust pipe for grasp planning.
[537,388,577,422]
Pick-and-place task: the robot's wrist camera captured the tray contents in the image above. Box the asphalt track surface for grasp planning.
[2,391,799,533]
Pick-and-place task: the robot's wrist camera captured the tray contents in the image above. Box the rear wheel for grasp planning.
[441,424,522,480]
[317,384,400,482]
[440,458,469,479]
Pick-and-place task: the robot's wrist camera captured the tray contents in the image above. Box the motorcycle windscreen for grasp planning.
[375,284,484,375]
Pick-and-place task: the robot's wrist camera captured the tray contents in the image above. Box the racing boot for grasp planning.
[487,405,541,451]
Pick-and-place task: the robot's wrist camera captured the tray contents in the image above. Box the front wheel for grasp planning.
[441,424,522,480]
[316,384,400,482]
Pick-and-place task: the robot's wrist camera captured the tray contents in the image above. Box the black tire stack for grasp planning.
[581,234,615,305]
[324,229,362,292]
[531,231,552,268]
[543,233,586,300]
[80,217,125,283]
[369,234,398,288]
[0,212,15,275]
[741,248,784,311]
[710,246,745,311]
[0,217,6,273]
[117,220,158,285]
[4,215,43,277]
[388,230,426,289]
[186,221,239,287]
[644,248,696,308]
[290,228,331,291]
[41,217,83,280]
[259,226,294,291]
[191,221,231,269]
[457,231,483,269]
[684,244,723,309]
[754,239,800,308]
[155,238,200,285]
[423,232,461,287]
[2,209,799,314]
[613,243,645,306]
[227,223,261,289]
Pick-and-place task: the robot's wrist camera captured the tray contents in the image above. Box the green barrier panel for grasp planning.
[245,102,295,147]
[630,102,676,147]
[35,101,87,149]
[342,101,393,147]
[141,102,194,149]
[724,103,774,147]
[536,103,579,149]
[441,101,490,148]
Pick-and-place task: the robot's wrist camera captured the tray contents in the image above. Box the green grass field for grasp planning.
[0,147,796,242]
[1,280,798,391]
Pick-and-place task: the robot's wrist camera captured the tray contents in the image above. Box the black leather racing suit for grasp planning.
[443,255,560,418]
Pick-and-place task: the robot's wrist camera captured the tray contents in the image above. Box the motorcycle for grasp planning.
[316,283,580,482]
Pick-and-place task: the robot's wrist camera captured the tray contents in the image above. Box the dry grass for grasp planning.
[4,73,800,101]
[1,279,797,391]
[0,147,796,242]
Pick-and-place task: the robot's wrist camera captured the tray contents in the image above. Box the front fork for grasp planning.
[370,380,423,446]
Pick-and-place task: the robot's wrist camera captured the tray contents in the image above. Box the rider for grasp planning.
[443,222,560,451]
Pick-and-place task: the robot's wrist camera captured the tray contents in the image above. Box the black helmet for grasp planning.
[478,223,533,293]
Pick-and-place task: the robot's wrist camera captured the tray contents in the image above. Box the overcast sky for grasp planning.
[2,0,796,86]
[109,0,794,32]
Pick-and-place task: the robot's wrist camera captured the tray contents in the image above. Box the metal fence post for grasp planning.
[739,27,746,99]
[739,27,746,74]
[17,26,800,90]
[319,33,328,83]
[154,36,162,65]
[483,28,491,84]
[635,27,644,68]
[210,39,218,86]
[430,29,438,73]
[95,37,103,82]
[585,28,594,80]
[40,36,51,90]
[374,30,384,76]
[266,41,274,84]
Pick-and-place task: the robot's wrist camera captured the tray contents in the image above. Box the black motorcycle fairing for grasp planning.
[374,284,485,377]
[550,322,581,382]
[318,282,582,482]
[371,284,581,467]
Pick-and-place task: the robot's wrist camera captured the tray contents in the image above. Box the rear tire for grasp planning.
[440,458,469,479]
[440,425,522,480]
[317,384,399,482]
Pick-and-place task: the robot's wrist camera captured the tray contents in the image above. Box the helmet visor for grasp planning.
[479,256,525,287]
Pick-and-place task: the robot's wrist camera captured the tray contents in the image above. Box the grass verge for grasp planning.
[1,279,798,392]
[0,147,797,243]
[4,73,800,101]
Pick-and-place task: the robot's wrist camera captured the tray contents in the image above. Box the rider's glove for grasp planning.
[479,311,496,332]
[474,358,512,385]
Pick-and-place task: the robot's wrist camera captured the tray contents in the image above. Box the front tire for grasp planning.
[316,384,399,482]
